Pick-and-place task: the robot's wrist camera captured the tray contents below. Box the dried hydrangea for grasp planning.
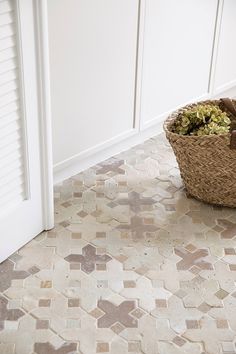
[172,104,231,136]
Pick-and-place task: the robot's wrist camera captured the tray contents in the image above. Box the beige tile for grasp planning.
[1,134,236,354]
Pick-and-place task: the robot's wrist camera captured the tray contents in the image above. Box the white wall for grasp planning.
[214,0,236,93]
[47,0,236,183]
[47,0,139,166]
[140,0,218,129]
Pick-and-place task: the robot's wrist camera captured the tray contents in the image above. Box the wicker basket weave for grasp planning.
[164,98,236,208]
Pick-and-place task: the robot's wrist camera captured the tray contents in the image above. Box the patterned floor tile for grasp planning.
[0,134,236,353]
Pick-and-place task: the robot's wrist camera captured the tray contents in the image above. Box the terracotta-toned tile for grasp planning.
[40,280,52,288]
[130,308,146,319]
[175,247,213,271]
[36,319,49,329]
[124,280,136,288]
[224,248,236,255]
[34,342,77,354]
[71,232,81,239]
[61,201,72,207]
[65,244,111,274]
[59,220,70,228]
[97,159,125,175]
[77,211,88,218]
[68,299,80,307]
[185,244,197,252]
[0,296,24,331]
[97,300,137,329]
[128,341,141,352]
[89,308,104,319]
[2,134,236,354]
[215,289,229,300]
[73,192,82,198]
[155,299,167,308]
[110,322,125,334]
[218,219,236,239]
[28,266,40,275]
[69,263,80,270]
[229,264,236,271]
[216,319,228,329]
[39,299,51,307]
[0,260,30,292]
[96,264,107,271]
[172,336,186,347]
[96,342,109,352]
[186,320,200,329]
[96,232,106,239]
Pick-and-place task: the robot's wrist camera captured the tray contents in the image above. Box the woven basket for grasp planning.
[164,98,236,208]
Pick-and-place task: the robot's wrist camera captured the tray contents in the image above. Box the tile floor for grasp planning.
[1,134,236,354]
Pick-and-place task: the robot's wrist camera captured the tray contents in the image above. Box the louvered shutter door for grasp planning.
[0,0,26,211]
[0,0,47,263]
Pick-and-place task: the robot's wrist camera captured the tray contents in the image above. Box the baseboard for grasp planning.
[54,121,163,184]
[213,80,236,97]
[141,93,210,130]
[213,84,236,99]
[53,86,236,185]
[140,87,236,131]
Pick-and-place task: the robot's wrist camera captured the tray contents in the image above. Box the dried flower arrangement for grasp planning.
[172,104,231,136]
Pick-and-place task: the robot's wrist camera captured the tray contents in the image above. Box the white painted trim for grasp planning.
[54,129,136,183]
[214,79,236,96]
[34,0,54,230]
[210,0,236,96]
[54,84,236,185]
[213,84,236,99]
[140,84,236,131]
[141,93,209,130]
[54,123,162,185]
[133,0,146,131]
[52,0,236,186]
[208,0,224,95]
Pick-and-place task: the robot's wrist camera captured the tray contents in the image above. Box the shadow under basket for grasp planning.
[164,98,236,208]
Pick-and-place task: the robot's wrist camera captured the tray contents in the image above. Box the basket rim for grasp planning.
[163,98,235,139]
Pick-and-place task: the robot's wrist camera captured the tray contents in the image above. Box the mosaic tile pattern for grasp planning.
[1,134,236,354]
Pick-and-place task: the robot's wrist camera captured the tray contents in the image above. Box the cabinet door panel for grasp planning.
[141,0,218,128]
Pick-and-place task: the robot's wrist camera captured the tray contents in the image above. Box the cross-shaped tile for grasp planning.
[121,276,171,312]
[64,244,112,273]
[92,258,139,293]
[0,260,30,292]
[34,342,77,354]
[151,295,202,334]
[96,159,125,175]
[0,296,24,331]
[183,316,235,354]
[217,219,236,239]
[97,300,137,329]
[117,191,156,212]
[116,216,159,241]
[174,247,213,271]
[200,260,236,294]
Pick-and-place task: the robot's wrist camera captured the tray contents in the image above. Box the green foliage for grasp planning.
[172,104,231,136]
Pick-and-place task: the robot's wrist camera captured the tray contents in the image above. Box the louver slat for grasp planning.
[0,0,26,207]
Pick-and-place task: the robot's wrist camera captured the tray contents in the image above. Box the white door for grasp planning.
[0,0,53,262]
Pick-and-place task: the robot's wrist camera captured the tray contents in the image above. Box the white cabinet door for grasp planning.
[0,0,47,262]
[140,0,218,129]
[214,0,236,93]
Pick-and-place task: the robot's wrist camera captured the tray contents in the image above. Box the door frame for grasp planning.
[33,0,54,230]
